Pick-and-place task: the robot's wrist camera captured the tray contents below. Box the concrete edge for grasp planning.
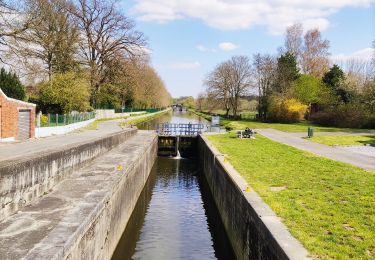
[0,129,129,168]
[23,133,158,260]
[0,129,137,221]
[200,134,310,259]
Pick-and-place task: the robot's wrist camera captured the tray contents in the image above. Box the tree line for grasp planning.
[200,24,375,128]
[0,0,171,113]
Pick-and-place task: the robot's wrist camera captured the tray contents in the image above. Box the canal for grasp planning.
[111,111,235,259]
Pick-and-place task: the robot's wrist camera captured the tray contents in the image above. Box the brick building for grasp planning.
[0,88,36,141]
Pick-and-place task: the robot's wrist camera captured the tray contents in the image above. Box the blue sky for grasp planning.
[123,0,375,98]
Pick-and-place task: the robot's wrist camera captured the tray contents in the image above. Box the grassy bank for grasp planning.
[192,110,375,133]
[306,135,375,146]
[119,109,170,126]
[83,112,146,130]
[207,133,375,259]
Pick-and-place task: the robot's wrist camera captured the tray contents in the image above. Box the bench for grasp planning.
[237,128,255,139]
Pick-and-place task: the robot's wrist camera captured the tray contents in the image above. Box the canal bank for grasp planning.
[0,110,309,259]
[198,135,309,259]
[0,130,158,259]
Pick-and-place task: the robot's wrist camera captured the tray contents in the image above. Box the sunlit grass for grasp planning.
[207,133,375,259]
[191,110,375,133]
[306,135,375,146]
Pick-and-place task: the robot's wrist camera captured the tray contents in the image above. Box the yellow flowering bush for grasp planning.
[268,97,308,123]
[40,114,49,126]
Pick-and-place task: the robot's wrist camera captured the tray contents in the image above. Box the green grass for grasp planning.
[83,112,148,130]
[192,110,375,133]
[120,109,170,126]
[207,133,375,259]
[306,135,375,146]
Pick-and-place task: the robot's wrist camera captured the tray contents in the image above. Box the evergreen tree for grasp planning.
[323,64,352,103]
[0,68,26,100]
[274,52,300,94]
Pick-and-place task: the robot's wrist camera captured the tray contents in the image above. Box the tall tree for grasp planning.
[284,23,303,64]
[227,56,253,117]
[274,52,299,94]
[0,1,33,61]
[204,61,232,117]
[302,29,330,78]
[323,64,351,103]
[9,0,79,79]
[70,0,146,106]
[252,53,277,120]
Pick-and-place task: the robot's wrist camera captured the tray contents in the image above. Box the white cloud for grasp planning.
[164,61,201,70]
[131,0,375,34]
[218,42,239,51]
[331,48,374,63]
[196,44,216,52]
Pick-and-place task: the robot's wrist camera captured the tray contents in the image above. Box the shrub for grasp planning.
[37,72,90,113]
[40,114,49,125]
[268,97,308,123]
[0,68,26,100]
[310,104,369,128]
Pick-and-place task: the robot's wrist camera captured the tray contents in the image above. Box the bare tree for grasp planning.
[70,0,146,106]
[227,56,253,117]
[8,0,79,80]
[252,53,277,121]
[301,29,330,78]
[284,23,303,64]
[204,61,232,117]
[0,1,34,62]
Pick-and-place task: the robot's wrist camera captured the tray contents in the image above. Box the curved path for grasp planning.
[257,129,375,172]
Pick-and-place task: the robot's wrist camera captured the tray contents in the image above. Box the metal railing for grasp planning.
[114,108,165,113]
[154,123,209,136]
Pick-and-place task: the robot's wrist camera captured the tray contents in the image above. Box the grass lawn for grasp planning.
[83,112,148,130]
[120,109,169,126]
[192,110,375,133]
[207,133,375,259]
[306,135,375,146]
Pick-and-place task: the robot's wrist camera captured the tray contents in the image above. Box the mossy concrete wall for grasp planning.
[0,131,157,260]
[198,135,309,260]
[0,129,137,221]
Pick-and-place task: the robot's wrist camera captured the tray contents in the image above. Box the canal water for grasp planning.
[112,111,235,260]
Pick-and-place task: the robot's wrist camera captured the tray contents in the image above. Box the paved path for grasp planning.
[290,131,375,138]
[0,117,137,163]
[257,129,375,172]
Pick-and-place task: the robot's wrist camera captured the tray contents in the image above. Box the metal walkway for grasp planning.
[154,123,209,136]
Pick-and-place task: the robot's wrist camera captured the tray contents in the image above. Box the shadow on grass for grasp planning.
[358,136,375,146]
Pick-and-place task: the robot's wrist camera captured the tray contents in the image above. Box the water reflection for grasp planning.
[111,157,235,260]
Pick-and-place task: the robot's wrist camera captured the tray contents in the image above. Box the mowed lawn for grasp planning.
[192,110,375,133]
[224,119,375,133]
[207,133,375,259]
[306,135,375,146]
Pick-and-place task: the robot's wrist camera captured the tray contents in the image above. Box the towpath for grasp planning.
[257,129,375,172]
[0,112,154,163]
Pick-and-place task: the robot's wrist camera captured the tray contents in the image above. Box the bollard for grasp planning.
[308,127,314,138]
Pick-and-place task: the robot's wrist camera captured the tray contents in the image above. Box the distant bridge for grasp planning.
[171,104,187,112]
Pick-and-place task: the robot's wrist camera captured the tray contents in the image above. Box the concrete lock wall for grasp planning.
[198,135,309,260]
[0,129,137,221]
[61,134,158,260]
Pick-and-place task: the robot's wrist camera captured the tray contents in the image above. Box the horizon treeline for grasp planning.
[0,0,171,113]
[198,24,375,128]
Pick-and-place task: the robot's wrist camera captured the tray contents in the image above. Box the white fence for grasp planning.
[35,119,95,138]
